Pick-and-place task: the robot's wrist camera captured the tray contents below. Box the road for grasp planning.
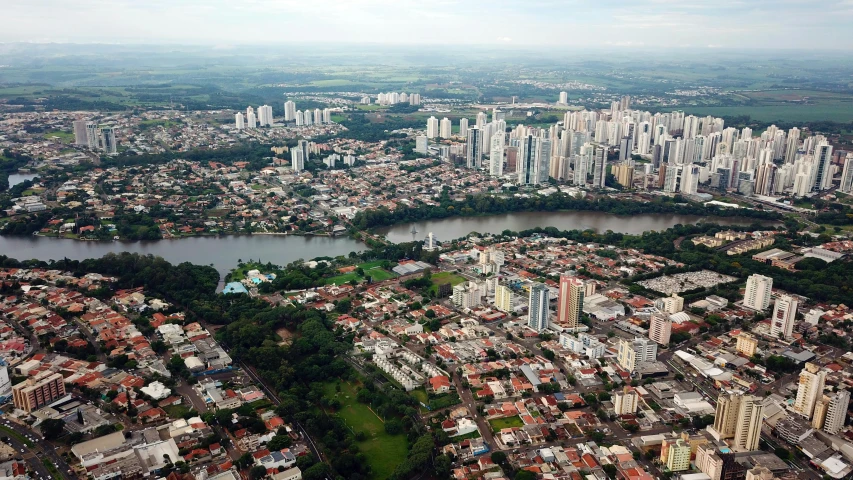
[239,361,325,463]
[452,372,498,450]
[1,419,77,480]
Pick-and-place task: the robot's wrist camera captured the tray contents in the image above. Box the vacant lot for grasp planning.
[428,271,466,295]
[323,381,407,479]
[489,415,524,432]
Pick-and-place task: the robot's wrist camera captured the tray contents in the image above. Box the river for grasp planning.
[375,211,770,243]
[0,234,365,281]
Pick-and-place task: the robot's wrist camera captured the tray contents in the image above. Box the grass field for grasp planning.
[489,415,524,432]
[428,271,466,295]
[324,381,407,479]
[44,130,75,143]
[325,261,396,285]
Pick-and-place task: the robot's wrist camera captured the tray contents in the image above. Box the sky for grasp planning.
[4,0,853,50]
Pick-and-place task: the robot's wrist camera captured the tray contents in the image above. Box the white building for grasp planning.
[770,295,798,339]
[743,274,772,310]
[426,116,439,139]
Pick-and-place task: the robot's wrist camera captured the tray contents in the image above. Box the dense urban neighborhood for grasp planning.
[2,42,853,480]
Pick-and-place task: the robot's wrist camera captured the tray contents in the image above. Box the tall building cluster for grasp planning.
[376,92,420,106]
[72,119,117,154]
[709,393,763,452]
[237,102,333,129]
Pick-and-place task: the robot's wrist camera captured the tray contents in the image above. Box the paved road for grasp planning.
[452,372,498,450]
[1,419,77,479]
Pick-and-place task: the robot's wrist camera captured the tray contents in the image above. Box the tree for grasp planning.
[491,451,507,464]
[516,471,537,480]
[250,465,268,480]
[603,464,618,479]
[384,418,403,435]
[41,418,66,440]
[267,434,292,451]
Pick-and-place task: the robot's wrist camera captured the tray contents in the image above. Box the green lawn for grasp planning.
[489,415,524,432]
[44,130,74,143]
[326,261,397,285]
[428,272,466,295]
[324,381,407,480]
[410,388,429,405]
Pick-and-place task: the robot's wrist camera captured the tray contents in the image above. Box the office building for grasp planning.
[794,362,826,419]
[735,333,758,358]
[823,390,850,435]
[770,295,798,339]
[743,274,772,310]
[616,337,657,372]
[519,134,548,186]
[527,283,550,332]
[466,127,482,168]
[648,314,672,345]
[495,285,513,312]
[12,372,66,413]
[426,116,439,139]
[613,387,638,415]
[556,275,583,330]
[73,120,89,145]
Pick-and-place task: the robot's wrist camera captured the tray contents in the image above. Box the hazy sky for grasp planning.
[5,0,853,50]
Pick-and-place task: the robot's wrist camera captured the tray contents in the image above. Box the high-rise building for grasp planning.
[415,135,428,154]
[556,276,584,330]
[648,314,672,345]
[459,118,469,136]
[519,135,548,186]
[284,101,296,121]
[527,283,550,332]
[85,122,99,149]
[735,333,758,358]
[794,362,826,419]
[592,146,607,188]
[613,387,638,415]
[743,274,772,310]
[823,390,850,435]
[558,91,568,104]
[490,133,504,177]
[12,372,66,413]
[235,113,245,130]
[495,285,513,312]
[711,393,762,451]
[696,445,748,480]
[100,127,117,154]
[0,363,11,397]
[452,282,483,309]
[426,116,439,139]
[733,395,763,451]
[665,440,691,472]
[770,295,798,339]
[654,294,684,314]
[247,112,257,129]
[466,127,482,169]
[616,337,657,372]
[440,117,452,139]
[291,149,305,173]
[257,105,274,126]
[812,142,833,192]
[840,154,853,194]
[73,120,89,145]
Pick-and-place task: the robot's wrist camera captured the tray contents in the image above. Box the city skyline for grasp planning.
[3,0,853,50]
